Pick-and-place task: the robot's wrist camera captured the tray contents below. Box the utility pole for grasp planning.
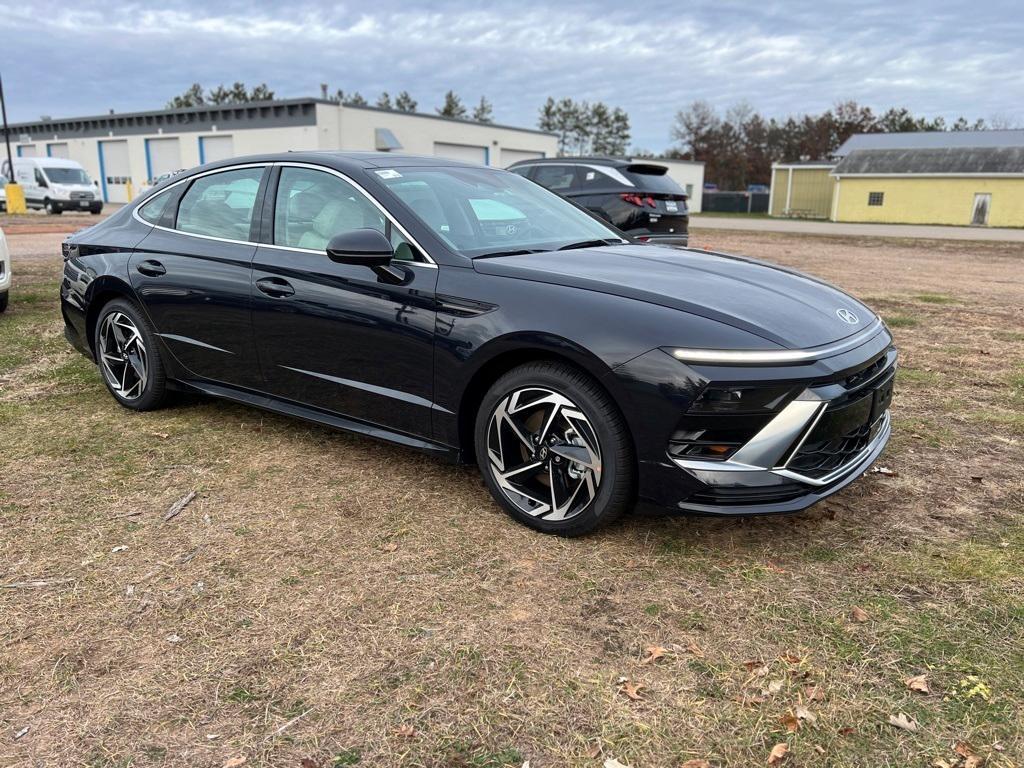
[0,71,26,213]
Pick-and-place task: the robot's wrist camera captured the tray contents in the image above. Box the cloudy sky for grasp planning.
[2,0,1021,151]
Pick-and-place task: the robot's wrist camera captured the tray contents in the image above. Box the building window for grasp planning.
[868,191,884,206]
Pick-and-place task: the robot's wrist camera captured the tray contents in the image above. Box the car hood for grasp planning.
[472,244,877,349]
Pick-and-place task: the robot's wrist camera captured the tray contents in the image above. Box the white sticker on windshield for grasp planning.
[374,169,402,179]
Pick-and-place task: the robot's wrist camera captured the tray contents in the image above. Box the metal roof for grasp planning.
[832,147,1024,176]
[835,130,1024,157]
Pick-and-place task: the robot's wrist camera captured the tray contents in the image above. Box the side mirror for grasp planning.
[326,229,394,267]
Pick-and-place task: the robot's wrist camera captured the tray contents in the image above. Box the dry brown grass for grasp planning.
[1,230,1022,768]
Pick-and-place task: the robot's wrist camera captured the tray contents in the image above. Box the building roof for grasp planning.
[835,129,1024,157]
[4,97,554,141]
[833,147,1024,176]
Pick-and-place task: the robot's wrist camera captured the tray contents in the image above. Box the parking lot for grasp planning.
[1,226,1022,766]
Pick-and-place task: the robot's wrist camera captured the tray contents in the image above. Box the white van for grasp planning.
[1,157,103,215]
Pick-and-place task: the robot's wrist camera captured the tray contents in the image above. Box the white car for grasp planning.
[0,225,10,312]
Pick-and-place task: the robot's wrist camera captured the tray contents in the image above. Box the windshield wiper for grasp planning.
[475,248,545,259]
[556,238,625,251]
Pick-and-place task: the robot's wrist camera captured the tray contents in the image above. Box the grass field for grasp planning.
[1,229,1022,767]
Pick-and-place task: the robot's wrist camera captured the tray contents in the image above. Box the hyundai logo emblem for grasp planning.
[836,308,860,325]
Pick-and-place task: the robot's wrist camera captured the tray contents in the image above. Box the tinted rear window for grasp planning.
[624,169,686,195]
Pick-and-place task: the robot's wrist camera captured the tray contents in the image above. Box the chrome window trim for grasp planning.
[129,161,437,267]
[670,318,885,365]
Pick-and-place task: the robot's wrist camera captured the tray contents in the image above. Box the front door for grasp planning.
[251,164,438,439]
[971,193,991,226]
[129,165,267,389]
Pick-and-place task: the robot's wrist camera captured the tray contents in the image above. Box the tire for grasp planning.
[474,361,635,537]
[0,291,8,313]
[92,298,168,411]
[45,199,62,215]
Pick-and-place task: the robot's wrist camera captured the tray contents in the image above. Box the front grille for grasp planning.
[788,420,875,479]
[687,481,808,506]
[70,191,94,201]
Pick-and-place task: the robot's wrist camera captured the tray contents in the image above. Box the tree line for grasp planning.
[166,82,494,123]
[669,100,1005,190]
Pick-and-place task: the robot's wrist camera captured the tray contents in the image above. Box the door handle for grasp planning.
[136,259,166,277]
[255,276,295,298]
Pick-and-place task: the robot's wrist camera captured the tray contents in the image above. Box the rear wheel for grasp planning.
[0,291,8,313]
[93,299,167,411]
[474,361,635,536]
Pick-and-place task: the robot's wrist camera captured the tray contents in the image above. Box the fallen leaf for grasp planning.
[964,757,984,768]
[887,712,919,732]
[780,652,802,664]
[871,466,897,477]
[604,759,632,768]
[905,674,930,694]
[743,659,764,671]
[767,679,784,694]
[641,645,668,665]
[970,475,984,484]
[838,727,855,737]
[795,705,817,725]
[767,742,789,765]
[932,760,953,768]
[396,724,415,737]
[223,758,247,768]
[680,761,712,768]
[804,685,825,701]
[522,762,531,768]
[954,742,976,759]
[165,633,183,644]
[684,641,705,658]
[587,742,603,759]
[150,431,169,439]
[851,606,870,622]
[618,680,645,701]
[780,712,800,733]
[814,745,826,755]
[300,760,318,768]
[382,542,399,552]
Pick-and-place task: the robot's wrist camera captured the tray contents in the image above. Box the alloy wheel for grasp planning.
[486,387,602,521]
[98,311,149,400]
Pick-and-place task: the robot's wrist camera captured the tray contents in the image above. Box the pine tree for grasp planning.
[395,91,417,112]
[437,91,467,119]
[471,96,494,124]
[376,91,393,110]
[347,92,368,107]
[167,83,205,108]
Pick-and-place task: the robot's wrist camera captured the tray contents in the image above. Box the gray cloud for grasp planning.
[3,0,1021,150]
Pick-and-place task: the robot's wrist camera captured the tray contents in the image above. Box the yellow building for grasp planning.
[830,147,1024,227]
[769,162,836,218]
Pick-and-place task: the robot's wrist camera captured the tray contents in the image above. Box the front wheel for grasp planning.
[45,199,62,215]
[0,291,8,313]
[474,362,635,536]
[93,299,167,411]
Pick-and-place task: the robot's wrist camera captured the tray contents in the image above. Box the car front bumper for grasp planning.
[613,323,896,515]
[52,198,102,212]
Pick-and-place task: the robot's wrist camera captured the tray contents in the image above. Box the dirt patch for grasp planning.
[1,232,1022,767]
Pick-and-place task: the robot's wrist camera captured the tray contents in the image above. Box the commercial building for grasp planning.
[769,130,1024,227]
[7,98,557,203]
[647,158,706,212]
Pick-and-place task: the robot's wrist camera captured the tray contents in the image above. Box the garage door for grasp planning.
[502,149,544,167]
[17,145,38,157]
[99,140,131,203]
[433,142,488,165]
[146,137,181,181]
[200,135,234,164]
[47,143,70,158]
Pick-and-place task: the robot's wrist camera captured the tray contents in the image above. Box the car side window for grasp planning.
[176,167,263,241]
[273,167,419,261]
[138,193,170,225]
[577,166,625,191]
[532,165,579,192]
[508,166,532,178]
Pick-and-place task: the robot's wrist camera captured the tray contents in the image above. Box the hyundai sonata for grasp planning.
[60,153,895,536]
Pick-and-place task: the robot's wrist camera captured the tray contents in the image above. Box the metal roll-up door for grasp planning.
[47,143,70,158]
[432,142,488,165]
[502,149,544,167]
[147,137,181,180]
[99,139,131,203]
[200,135,234,163]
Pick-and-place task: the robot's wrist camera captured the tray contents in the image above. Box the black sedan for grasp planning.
[508,157,690,246]
[60,152,895,536]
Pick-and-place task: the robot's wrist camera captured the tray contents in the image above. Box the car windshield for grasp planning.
[375,166,625,257]
[44,167,91,185]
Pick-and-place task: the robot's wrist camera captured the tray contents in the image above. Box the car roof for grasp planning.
[507,156,638,169]
[17,157,84,168]
[192,151,498,175]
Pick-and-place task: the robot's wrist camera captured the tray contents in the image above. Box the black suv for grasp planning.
[508,157,689,246]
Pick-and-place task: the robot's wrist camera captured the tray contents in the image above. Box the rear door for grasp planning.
[129,164,268,389]
[250,163,438,439]
[530,164,581,196]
